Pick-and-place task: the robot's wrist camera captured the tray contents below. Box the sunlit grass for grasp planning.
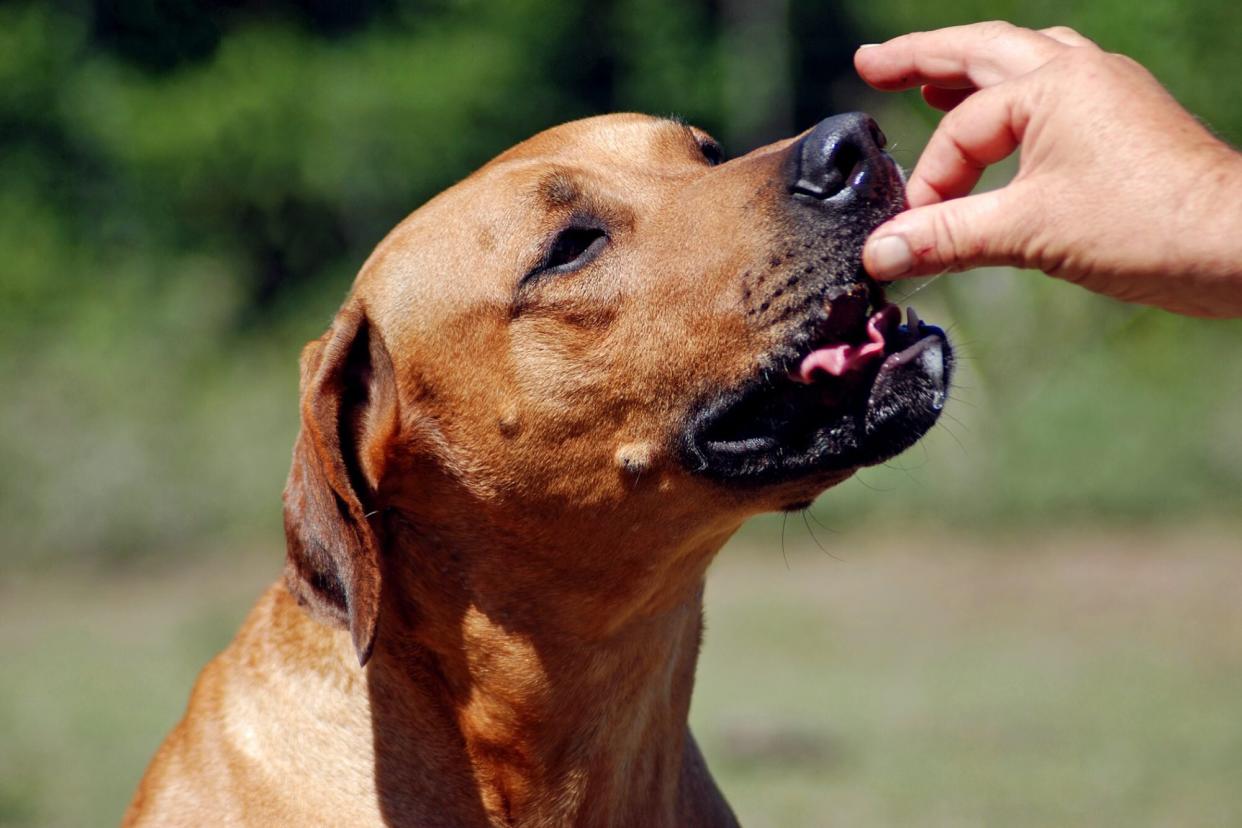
[3,527,1241,827]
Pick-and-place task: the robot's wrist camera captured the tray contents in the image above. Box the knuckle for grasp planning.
[1041,25,1085,42]
[979,20,1018,41]
[938,101,970,135]
[1107,52,1147,73]
[930,210,963,268]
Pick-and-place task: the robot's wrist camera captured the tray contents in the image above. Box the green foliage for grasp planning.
[1,0,1239,568]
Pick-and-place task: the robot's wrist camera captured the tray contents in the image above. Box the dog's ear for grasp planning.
[282,302,398,667]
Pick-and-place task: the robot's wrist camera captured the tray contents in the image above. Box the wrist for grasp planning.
[1168,143,1242,316]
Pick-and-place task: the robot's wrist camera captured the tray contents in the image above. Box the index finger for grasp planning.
[855,21,1065,92]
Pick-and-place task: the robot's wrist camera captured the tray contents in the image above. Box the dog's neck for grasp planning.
[364,522,739,827]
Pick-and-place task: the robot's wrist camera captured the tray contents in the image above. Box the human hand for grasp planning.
[855,22,1242,318]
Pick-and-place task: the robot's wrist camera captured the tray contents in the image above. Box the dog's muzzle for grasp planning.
[679,112,951,487]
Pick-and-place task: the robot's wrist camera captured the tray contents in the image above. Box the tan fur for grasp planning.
[125,114,860,827]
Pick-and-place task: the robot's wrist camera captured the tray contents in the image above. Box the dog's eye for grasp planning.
[698,138,724,167]
[530,225,609,280]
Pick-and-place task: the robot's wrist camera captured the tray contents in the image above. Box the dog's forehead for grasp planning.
[352,114,713,342]
[488,113,708,169]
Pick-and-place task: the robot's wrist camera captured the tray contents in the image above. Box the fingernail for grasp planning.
[858,43,880,49]
[867,235,914,278]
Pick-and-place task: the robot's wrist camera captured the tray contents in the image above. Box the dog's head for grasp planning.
[282,114,952,662]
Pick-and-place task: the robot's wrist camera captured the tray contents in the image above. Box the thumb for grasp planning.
[863,188,1023,279]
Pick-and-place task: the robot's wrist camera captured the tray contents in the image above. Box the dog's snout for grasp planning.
[792,113,891,202]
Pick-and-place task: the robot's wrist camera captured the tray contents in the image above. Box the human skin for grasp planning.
[855,21,1242,318]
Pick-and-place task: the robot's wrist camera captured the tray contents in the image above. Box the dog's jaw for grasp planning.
[680,296,953,487]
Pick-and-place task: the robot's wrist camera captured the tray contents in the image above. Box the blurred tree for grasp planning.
[789,0,864,132]
[0,0,1238,567]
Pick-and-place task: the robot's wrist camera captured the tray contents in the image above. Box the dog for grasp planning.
[124,112,951,827]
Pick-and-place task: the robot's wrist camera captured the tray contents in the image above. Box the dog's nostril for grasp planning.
[793,112,888,201]
[828,142,862,191]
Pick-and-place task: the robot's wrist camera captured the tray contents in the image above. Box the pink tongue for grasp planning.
[797,305,898,383]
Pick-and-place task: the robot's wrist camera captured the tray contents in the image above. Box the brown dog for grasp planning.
[124,113,951,827]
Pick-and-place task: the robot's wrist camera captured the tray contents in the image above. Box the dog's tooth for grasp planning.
[906,305,921,333]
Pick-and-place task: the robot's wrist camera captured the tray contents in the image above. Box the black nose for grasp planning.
[792,113,891,202]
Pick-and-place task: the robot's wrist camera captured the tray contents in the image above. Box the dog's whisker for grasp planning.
[882,457,925,483]
[851,471,896,493]
[800,509,841,560]
[780,512,791,570]
[887,269,948,303]
[940,409,970,433]
[935,418,970,456]
[805,506,839,536]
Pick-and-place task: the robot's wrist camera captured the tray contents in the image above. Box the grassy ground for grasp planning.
[694,525,1242,827]
[3,525,1241,827]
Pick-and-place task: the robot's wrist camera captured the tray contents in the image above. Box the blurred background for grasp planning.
[2,0,1240,825]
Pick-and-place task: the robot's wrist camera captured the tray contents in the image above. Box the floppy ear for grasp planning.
[282,302,398,667]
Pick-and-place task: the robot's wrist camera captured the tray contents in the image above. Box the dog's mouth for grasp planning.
[682,284,953,484]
